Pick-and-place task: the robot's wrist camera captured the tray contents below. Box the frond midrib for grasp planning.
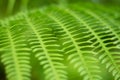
[23,14,61,80]
[1,22,22,80]
[47,13,96,80]
[65,8,120,76]
[84,9,120,45]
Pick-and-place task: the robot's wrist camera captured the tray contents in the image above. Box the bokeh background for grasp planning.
[0,0,120,18]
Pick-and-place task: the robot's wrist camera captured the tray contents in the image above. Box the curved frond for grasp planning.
[0,3,120,80]
[21,12,67,80]
[44,8,102,80]
[69,5,120,80]
[0,19,31,80]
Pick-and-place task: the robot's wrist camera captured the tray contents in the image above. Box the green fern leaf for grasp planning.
[69,5,120,80]
[43,7,102,80]
[21,12,67,80]
[0,19,31,80]
[0,3,120,80]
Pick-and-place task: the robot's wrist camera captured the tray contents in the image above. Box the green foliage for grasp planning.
[0,0,120,80]
[0,3,120,80]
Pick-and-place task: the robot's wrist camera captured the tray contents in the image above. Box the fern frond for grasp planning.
[93,6,120,30]
[70,5,120,80]
[44,8,102,80]
[0,19,31,80]
[21,12,67,80]
[84,9,120,44]
[0,3,120,80]
[90,8,120,44]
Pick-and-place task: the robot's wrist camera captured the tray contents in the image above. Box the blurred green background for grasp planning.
[0,0,120,18]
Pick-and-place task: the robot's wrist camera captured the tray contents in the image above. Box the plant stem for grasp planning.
[7,0,16,15]
[20,0,29,11]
